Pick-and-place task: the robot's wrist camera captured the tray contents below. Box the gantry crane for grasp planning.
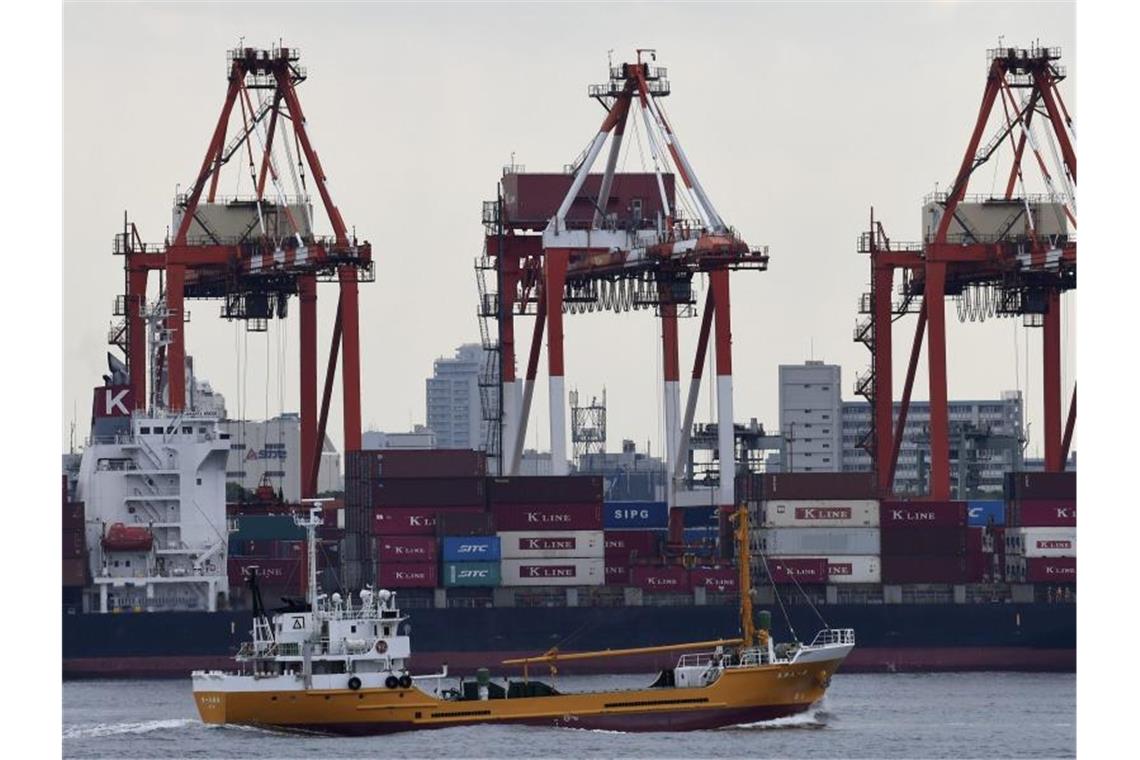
[855,46,1076,498]
[478,51,768,538]
[109,46,373,498]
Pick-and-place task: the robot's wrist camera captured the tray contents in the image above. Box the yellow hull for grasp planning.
[194,658,843,735]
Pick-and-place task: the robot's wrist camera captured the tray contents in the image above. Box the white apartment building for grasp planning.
[777,361,843,473]
[362,425,437,450]
[426,343,487,450]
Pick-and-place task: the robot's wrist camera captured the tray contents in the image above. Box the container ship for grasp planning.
[63,439,1075,678]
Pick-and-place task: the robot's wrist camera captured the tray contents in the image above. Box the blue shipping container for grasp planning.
[441,535,501,562]
[683,526,717,543]
[967,500,1006,527]
[604,501,668,530]
[682,505,718,528]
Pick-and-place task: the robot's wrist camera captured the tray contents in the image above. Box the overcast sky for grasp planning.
[63,1,1076,461]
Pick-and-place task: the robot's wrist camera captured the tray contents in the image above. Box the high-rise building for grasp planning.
[776,360,1027,498]
[426,344,487,450]
[777,361,843,473]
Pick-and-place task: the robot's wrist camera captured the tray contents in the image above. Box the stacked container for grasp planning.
[227,513,311,599]
[343,449,487,589]
[1003,471,1076,586]
[602,501,667,585]
[490,477,605,587]
[755,473,881,586]
[62,475,87,589]
[441,536,501,588]
[879,501,985,583]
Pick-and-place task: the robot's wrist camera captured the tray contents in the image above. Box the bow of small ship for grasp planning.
[192,502,854,735]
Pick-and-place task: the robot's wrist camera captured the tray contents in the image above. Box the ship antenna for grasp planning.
[734,504,756,647]
[299,498,325,613]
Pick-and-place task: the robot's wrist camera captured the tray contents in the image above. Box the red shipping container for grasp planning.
[492,502,603,532]
[62,529,85,559]
[347,449,486,479]
[63,501,85,531]
[880,501,967,528]
[604,563,631,585]
[227,557,305,590]
[630,565,691,593]
[1005,471,1075,500]
[377,562,438,588]
[62,558,87,587]
[435,511,496,537]
[372,507,483,536]
[767,558,828,584]
[375,536,438,562]
[373,477,486,507]
[966,527,987,555]
[603,530,663,560]
[691,568,738,593]
[1026,557,1076,583]
[501,173,674,229]
[881,555,986,584]
[880,526,968,556]
[761,472,877,500]
[488,476,603,505]
[1011,500,1076,527]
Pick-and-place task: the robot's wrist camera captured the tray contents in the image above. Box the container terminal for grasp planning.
[63,45,1076,677]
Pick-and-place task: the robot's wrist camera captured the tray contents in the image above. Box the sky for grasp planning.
[62,1,1076,461]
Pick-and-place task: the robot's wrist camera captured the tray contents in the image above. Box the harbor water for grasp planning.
[63,672,1074,758]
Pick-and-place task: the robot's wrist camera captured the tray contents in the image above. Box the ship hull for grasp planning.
[193,656,843,735]
[64,602,1077,678]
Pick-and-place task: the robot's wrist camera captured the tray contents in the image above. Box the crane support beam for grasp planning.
[660,292,681,508]
[512,293,546,475]
[545,249,570,476]
[311,295,342,497]
[889,300,927,489]
[299,274,318,499]
[1043,290,1063,471]
[127,268,148,410]
[674,287,715,483]
[1060,383,1076,467]
[872,260,894,493]
[165,264,187,410]
[924,265,950,499]
[711,270,735,508]
[339,266,362,453]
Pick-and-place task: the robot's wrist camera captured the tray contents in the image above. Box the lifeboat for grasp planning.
[102,523,154,552]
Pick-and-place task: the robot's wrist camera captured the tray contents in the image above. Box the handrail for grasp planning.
[502,638,743,666]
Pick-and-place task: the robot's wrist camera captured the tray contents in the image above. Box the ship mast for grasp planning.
[736,505,755,647]
[298,498,324,610]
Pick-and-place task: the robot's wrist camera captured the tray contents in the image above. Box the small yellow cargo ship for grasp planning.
[192,504,854,734]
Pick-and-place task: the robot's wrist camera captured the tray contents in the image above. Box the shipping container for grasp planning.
[690,568,738,593]
[63,501,85,531]
[630,565,691,593]
[500,172,674,230]
[761,472,877,500]
[372,507,483,536]
[760,528,880,556]
[1004,471,1076,501]
[603,530,663,560]
[227,557,305,589]
[231,514,307,542]
[498,530,604,559]
[761,500,879,528]
[881,555,984,584]
[228,538,304,558]
[441,536,502,562]
[880,526,968,556]
[603,501,668,530]
[820,556,881,584]
[62,558,87,587]
[487,476,603,505]
[346,449,486,480]
[604,563,631,585]
[62,529,85,559]
[764,557,828,584]
[435,511,495,537]
[442,561,501,588]
[1005,527,1076,558]
[372,477,486,508]
[1009,500,1076,527]
[377,562,438,588]
[375,536,438,563]
[491,502,603,532]
[680,505,718,528]
[966,500,1006,527]
[1025,557,1077,583]
[500,557,605,586]
[682,526,718,545]
[880,501,967,528]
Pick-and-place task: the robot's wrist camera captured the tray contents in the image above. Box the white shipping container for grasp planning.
[1005,528,1076,558]
[761,528,880,556]
[500,557,605,586]
[762,500,880,528]
[770,555,881,584]
[498,530,604,559]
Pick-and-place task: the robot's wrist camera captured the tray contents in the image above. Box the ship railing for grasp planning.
[807,628,856,648]
[676,652,717,668]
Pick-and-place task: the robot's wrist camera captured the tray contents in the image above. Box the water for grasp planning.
[63,672,1074,758]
